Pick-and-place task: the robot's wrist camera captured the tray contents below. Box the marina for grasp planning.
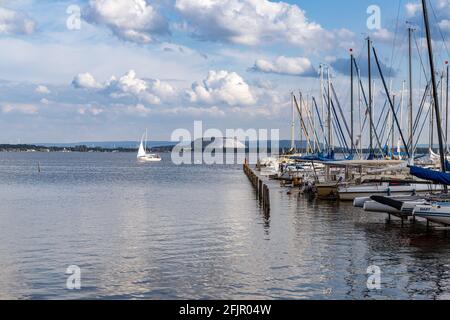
[1,0,450,304]
[255,0,450,236]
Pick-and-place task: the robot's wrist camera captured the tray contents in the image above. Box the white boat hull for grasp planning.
[339,184,442,201]
[363,201,402,214]
[354,195,424,208]
[138,156,162,162]
[414,204,450,226]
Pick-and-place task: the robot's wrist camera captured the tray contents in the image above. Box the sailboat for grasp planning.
[137,130,161,162]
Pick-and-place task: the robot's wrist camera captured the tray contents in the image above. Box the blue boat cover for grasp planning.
[446,160,450,171]
[409,166,450,185]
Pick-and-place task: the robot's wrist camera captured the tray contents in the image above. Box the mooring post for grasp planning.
[265,185,270,211]
[259,180,263,201]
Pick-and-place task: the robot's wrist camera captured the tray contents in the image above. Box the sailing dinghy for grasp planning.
[137,130,162,162]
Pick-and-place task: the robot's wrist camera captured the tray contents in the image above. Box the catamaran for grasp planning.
[137,130,161,162]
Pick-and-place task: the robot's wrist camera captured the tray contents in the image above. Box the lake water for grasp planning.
[1,152,450,300]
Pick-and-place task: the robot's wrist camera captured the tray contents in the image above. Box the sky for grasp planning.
[0,0,449,144]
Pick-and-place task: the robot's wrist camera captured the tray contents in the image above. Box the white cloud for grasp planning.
[188,70,256,106]
[1,103,38,115]
[437,0,450,11]
[35,85,50,94]
[0,7,35,35]
[105,70,175,105]
[405,2,421,17]
[175,0,350,51]
[80,107,104,116]
[439,19,450,32]
[251,56,316,76]
[119,103,152,116]
[84,0,169,43]
[371,28,395,42]
[72,72,104,89]
[157,106,226,118]
[73,70,176,105]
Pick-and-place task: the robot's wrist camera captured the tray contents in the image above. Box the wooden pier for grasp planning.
[243,161,270,212]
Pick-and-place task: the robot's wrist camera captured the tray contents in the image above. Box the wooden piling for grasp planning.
[243,161,271,212]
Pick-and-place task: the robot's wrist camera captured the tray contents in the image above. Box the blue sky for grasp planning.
[0,0,448,143]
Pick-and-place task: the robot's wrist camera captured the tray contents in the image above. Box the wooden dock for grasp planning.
[243,161,270,212]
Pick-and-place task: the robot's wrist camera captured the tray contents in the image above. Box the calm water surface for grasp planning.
[1,152,450,300]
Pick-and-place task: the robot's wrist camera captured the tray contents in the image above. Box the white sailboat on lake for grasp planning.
[137,130,161,162]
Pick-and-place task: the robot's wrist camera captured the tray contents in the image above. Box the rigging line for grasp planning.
[330,82,351,139]
[414,31,430,83]
[382,103,402,148]
[300,94,322,152]
[414,106,431,152]
[428,0,450,58]
[379,103,389,139]
[353,58,385,155]
[373,45,411,157]
[330,98,349,155]
[375,100,389,133]
[413,83,431,135]
[387,0,403,79]
[312,97,329,148]
[293,95,313,153]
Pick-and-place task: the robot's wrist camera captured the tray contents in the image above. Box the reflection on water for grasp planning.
[0,152,450,299]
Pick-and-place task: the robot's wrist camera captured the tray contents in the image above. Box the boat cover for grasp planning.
[409,166,450,185]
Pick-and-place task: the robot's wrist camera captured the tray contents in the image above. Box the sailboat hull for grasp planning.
[414,204,450,226]
[339,184,443,201]
[138,156,162,162]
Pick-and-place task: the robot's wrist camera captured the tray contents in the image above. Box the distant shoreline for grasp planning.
[0,144,174,153]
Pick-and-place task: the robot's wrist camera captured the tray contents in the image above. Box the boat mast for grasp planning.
[408,27,414,155]
[320,65,325,150]
[400,80,406,154]
[446,60,449,151]
[441,69,445,148]
[145,129,148,152]
[367,37,374,157]
[350,48,354,154]
[327,66,332,154]
[392,95,396,157]
[290,92,295,152]
[421,0,447,179]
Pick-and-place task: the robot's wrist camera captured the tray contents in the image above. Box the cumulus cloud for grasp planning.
[72,70,176,105]
[439,19,450,31]
[371,28,395,43]
[175,0,351,51]
[0,7,35,35]
[405,2,421,17]
[35,85,50,94]
[1,103,38,115]
[84,0,169,43]
[250,56,316,77]
[331,57,398,78]
[105,70,175,104]
[72,72,104,89]
[81,107,104,116]
[188,70,256,106]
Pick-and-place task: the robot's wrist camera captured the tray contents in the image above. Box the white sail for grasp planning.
[137,134,146,158]
[137,130,162,162]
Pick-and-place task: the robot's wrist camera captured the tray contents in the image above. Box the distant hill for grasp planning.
[33,140,318,149]
[37,141,177,149]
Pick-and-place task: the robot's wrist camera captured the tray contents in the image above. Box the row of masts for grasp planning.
[290,6,449,169]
